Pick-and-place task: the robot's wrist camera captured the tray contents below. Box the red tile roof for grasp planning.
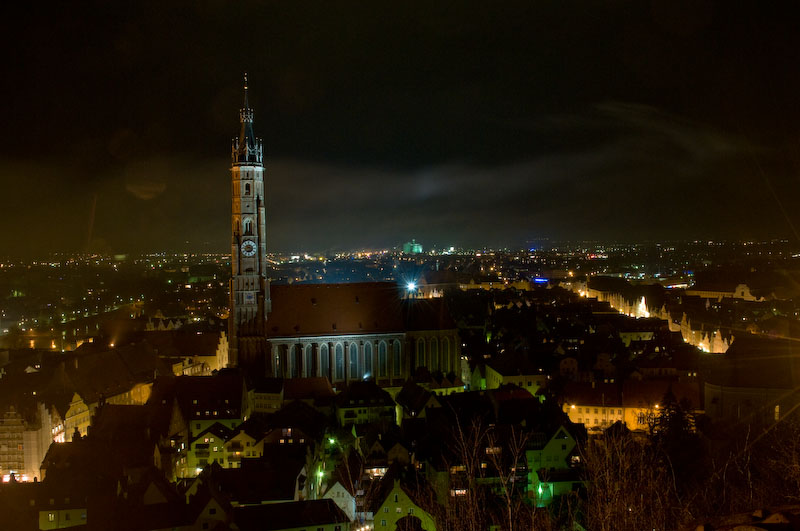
[267,282,405,337]
[264,282,458,339]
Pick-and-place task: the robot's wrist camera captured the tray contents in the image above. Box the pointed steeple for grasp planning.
[243,72,249,109]
[232,72,263,165]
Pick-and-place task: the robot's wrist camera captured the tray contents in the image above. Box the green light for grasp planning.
[328,437,336,445]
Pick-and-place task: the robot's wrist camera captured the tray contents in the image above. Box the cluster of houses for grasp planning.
[0,350,586,530]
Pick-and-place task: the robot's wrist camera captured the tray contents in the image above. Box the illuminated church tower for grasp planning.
[229,74,271,369]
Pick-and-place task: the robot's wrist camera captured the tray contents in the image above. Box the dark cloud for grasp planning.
[2,1,800,255]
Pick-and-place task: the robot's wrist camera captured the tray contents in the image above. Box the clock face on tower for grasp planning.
[241,240,257,257]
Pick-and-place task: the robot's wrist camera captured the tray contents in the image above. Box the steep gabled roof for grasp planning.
[283,377,335,401]
[395,380,435,414]
[192,422,234,444]
[336,381,395,408]
[233,499,349,531]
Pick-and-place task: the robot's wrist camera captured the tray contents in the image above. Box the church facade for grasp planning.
[227,78,460,387]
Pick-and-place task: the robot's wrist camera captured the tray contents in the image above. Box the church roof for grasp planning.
[266,282,406,337]
[266,282,457,338]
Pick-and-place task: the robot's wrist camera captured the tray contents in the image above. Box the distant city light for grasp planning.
[406,282,416,291]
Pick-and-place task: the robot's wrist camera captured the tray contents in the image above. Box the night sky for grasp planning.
[4,0,800,256]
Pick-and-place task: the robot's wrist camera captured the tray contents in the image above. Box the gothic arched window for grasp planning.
[442,337,451,373]
[244,182,251,196]
[416,338,426,368]
[349,343,359,379]
[243,218,252,236]
[290,345,299,378]
[430,338,439,371]
[364,342,373,378]
[335,344,344,381]
[378,341,387,377]
[320,344,330,379]
[304,344,314,377]
[393,340,402,377]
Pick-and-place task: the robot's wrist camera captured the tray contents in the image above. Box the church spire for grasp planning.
[232,72,262,165]
[243,72,249,109]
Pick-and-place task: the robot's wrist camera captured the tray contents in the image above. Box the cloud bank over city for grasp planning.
[3,1,800,255]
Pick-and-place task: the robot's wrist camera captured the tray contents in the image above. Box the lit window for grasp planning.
[48,513,55,522]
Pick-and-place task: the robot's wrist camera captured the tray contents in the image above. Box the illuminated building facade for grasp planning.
[229,74,271,368]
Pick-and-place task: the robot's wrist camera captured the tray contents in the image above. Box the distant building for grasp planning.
[703,335,800,424]
[335,381,395,426]
[562,380,701,431]
[402,240,423,255]
[485,357,547,400]
[685,282,761,302]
